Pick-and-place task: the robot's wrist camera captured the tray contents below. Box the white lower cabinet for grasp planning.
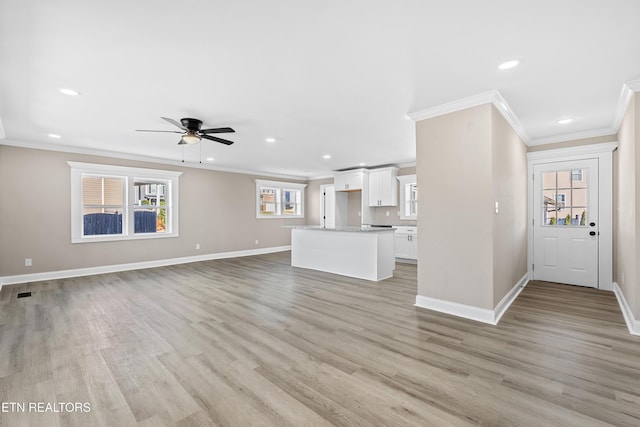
[394,226,417,260]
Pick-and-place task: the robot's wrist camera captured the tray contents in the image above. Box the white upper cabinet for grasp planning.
[368,167,398,206]
[334,169,366,192]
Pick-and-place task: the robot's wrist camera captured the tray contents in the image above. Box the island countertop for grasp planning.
[284,225,395,233]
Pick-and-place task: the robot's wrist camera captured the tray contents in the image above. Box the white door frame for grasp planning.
[319,184,335,228]
[527,141,617,291]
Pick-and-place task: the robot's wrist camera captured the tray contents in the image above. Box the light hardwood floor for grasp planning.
[1,251,639,426]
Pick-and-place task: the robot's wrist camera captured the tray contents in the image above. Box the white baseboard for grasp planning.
[613,282,640,336]
[494,273,530,324]
[415,294,497,324]
[0,246,291,290]
[414,273,530,325]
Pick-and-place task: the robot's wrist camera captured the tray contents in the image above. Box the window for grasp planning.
[69,162,182,242]
[255,179,306,218]
[397,174,417,220]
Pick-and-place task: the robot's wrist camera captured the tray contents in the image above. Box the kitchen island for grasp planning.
[289,226,395,281]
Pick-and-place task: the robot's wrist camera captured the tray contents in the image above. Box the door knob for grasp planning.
[589,231,596,236]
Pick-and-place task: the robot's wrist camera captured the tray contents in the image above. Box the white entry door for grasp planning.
[320,185,335,228]
[533,159,599,287]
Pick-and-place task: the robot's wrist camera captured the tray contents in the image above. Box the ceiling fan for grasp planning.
[137,117,235,145]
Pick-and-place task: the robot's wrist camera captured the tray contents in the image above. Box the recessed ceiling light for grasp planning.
[323,154,331,159]
[498,60,519,70]
[59,88,81,96]
[48,133,61,139]
[265,137,276,143]
[557,118,574,124]
[205,157,214,162]
[359,162,366,166]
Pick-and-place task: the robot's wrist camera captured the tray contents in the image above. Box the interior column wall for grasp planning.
[491,106,529,306]
[614,92,638,318]
[416,104,494,310]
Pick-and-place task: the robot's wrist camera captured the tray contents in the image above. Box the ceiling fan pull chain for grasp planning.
[199,142,202,164]
[181,146,185,163]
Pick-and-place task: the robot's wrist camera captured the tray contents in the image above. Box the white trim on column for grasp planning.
[0,246,291,289]
[494,273,530,324]
[414,273,529,325]
[415,295,497,324]
[407,90,529,144]
[613,282,640,336]
[526,142,617,291]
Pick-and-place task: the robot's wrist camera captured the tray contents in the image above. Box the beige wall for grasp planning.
[491,106,529,306]
[416,104,495,309]
[614,92,639,318]
[527,134,617,152]
[0,146,306,277]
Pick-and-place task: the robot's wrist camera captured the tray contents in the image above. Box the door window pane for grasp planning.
[542,169,588,227]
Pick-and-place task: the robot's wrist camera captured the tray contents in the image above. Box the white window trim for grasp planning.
[68,162,182,243]
[397,174,417,220]
[255,179,307,219]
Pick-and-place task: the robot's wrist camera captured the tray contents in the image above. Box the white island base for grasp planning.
[291,227,395,281]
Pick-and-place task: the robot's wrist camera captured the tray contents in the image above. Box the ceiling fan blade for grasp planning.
[161,117,187,130]
[136,129,183,133]
[201,134,234,145]
[200,127,235,134]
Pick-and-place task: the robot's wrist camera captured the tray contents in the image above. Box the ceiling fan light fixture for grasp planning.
[182,132,201,145]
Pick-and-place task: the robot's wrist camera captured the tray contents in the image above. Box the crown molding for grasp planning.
[626,78,640,92]
[527,127,618,146]
[491,91,529,145]
[0,138,310,181]
[408,91,498,122]
[407,90,529,144]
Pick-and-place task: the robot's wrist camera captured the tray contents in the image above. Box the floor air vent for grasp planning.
[17,292,32,299]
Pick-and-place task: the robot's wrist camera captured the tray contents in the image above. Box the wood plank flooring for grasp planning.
[1,251,639,426]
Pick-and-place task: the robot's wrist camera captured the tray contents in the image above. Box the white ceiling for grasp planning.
[1,1,639,179]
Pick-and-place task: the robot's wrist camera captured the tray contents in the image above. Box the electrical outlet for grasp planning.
[195,243,200,250]
[25,258,32,267]
[255,240,259,245]
[386,211,390,217]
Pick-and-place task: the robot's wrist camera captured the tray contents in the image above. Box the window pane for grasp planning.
[283,189,300,215]
[260,188,279,215]
[572,188,587,207]
[134,181,167,206]
[573,169,587,189]
[134,207,166,233]
[557,170,571,188]
[82,175,125,236]
[83,176,124,206]
[82,208,123,235]
[542,171,556,190]
[133,180,168,233]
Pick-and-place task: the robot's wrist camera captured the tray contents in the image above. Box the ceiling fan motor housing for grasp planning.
[181,118,203,131]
